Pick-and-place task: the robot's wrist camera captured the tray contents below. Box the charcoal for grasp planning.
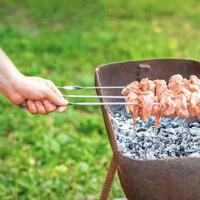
[161,124,167,129]
[109,106,200,161]
[189,121,200,128]
[147,117,154,127]
[189,152,200,157]
[137,127,147,132]
[171,121,179,128]
[190,127,200,135]
[126,143,134,150]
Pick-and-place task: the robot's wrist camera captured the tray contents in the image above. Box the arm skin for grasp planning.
[0,49,68,114]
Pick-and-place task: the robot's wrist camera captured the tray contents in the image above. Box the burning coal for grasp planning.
[110,106,200,160]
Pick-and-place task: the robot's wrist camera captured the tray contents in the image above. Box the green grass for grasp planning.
[0,0,200,199]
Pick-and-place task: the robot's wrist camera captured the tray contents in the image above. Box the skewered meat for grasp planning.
[152,96,161,127]
[154,80,168,100]
[168,74,184,94]
[189,75,200,92]
[180,87,191,101]
[138,91,154,122]
[174,94,189,118]
[122,74,200,126]
[140,78,155,93]
[189,92,200,118]
[122,81,140,96]
[183,78,191,90]
[125,92,138,125]
[160,94,176,116]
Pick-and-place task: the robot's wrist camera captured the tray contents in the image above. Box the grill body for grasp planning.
[95,59,200,200]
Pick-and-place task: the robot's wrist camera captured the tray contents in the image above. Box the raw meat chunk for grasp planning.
[168,74,184,94]
[125,92,139,125]
[122,74,200,126]
[189,75,200,92]
[189,92,200,118]
[160,94,176,116]
[138,91,154,122]
[122,81,140,96]
[140,78,155,93]
[152,96,161,127]
[174,94,189,118]
[154,80,168,100]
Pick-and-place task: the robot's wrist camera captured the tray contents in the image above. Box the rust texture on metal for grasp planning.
[95,59,200,200]
[99,156,117,200]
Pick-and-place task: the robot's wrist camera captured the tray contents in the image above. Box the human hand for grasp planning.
[3,74,68,114]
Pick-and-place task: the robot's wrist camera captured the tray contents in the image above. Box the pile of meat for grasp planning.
[122,74,200,126]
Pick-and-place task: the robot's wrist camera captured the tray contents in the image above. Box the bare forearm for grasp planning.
[0,48,67,114]
[0,49,22,96]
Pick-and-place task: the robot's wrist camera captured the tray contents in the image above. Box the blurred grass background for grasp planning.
[0,0,200,199]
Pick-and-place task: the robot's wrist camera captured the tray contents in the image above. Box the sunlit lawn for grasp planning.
[0,0,200,199]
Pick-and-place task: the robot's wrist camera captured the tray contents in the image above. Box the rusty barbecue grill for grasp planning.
[95,59,200,200]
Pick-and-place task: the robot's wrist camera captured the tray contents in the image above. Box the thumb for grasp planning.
[46,89,68,106]
[8,93,25,105]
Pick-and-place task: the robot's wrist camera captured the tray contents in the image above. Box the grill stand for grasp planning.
[100,155,117,200]
[96,60,200,200]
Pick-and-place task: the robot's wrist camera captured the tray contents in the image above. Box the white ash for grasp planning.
[109,106,200,160]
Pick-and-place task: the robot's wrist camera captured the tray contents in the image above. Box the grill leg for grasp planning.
[99,155,117,200]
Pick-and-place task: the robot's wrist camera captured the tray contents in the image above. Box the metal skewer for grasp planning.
[63,95,125,99]
[20,101,160,109]
[68,102,160,106]
[19,101,135,109]
[20,84,160,109]
[58,85,125,90]
[68,102,137,106]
